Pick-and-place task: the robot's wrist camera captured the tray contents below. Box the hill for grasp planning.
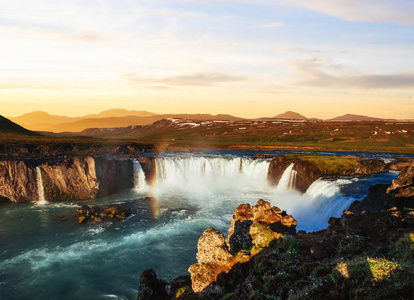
[82,109,157,119]
[10,111,80,129]
[0,115,42,136]
[273,111,307,119]
[330,114,384,121]
[10,110,244,132]
[74,118,414,152]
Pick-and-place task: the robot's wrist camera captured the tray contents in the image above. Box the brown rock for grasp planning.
[189,228,233,293]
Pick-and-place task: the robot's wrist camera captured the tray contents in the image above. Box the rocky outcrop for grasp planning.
[0,157,135,202]
[137,269,168,300]
[76,204,131,224]
[0,160,38,202]
[349,164,414,215]
[188,228,234,293]
[388,157,414,171]
[139,206,414,300]
[348,184,389,215]
[268,155,388,193]
[137,200,297,297]
[187,199,297,295]
[137,157,157,185]
[226,199,297,254]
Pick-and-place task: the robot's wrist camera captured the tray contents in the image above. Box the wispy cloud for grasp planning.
[292,58,414,89]
[288,0,414,25]
[124,72,245,87]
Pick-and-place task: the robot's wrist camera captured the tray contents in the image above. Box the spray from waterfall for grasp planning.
[36,166,47,204]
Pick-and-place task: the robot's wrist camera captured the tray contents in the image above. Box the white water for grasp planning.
[36,166,47,204]
[133,160,148,192]
[277,163,297,191]
[131,157,358,231]
[153,157,271,194]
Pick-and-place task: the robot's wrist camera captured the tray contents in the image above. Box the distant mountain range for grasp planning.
[0,115,42,136]
[8,109,398,133]
[329,114,385,122]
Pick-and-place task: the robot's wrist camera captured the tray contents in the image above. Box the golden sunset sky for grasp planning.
[1,0,414,119]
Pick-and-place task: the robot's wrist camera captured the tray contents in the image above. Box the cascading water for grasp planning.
[132,160,147,192]
[277,163,297,191]
[153,157,271,194]
[36,166,47,204]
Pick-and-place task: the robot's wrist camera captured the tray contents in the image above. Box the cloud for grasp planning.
[259,22,284,28]
[124,72,245,87]
[292,59,414,89]
[288,0,414,25]
[0,25,107,43]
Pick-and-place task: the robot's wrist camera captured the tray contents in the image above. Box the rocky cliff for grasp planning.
[0,160,38,202]
[0,157,134,202]
[268,155,388,193]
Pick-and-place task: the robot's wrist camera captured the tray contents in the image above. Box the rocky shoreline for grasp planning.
[137,164,414,300]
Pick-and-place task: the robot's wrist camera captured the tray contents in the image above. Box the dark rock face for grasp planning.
[267,155,292,186]
[348,184,390,215]
[137,269,168,300]
[95,157,134,197]
[268,155,388,193]
[228,220,253,254]
[137,157,157,185]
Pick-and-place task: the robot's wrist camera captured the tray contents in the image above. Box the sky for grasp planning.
[1,0,414,119]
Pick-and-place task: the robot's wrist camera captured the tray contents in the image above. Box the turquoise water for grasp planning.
[0,151,405,299]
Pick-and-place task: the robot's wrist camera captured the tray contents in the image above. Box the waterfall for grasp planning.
[304,178,355,220]
[36,166,47,204]
[133,160,147,192]
[152,157,271,192]
[277,163,297,191]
